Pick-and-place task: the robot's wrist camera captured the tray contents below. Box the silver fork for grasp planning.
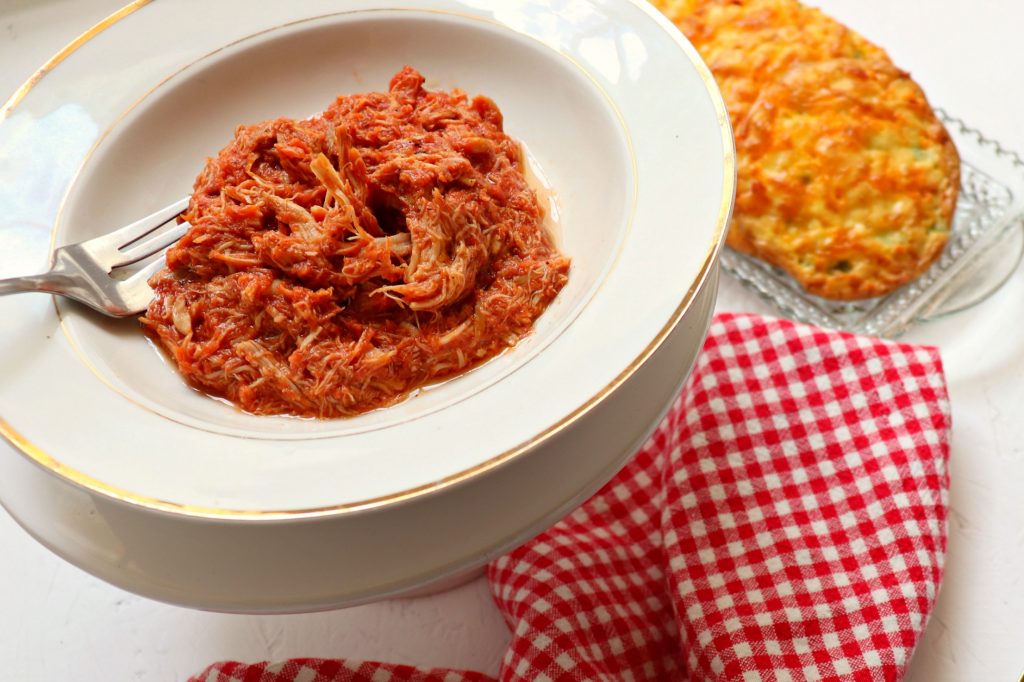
[0,198,190,317]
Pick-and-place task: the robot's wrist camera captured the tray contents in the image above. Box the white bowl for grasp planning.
[0,0,733,612]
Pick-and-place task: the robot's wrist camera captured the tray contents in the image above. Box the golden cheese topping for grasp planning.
[666,0,889,129]
[730,59,960,299]
[652,0,703,23]
[650,0,960,300]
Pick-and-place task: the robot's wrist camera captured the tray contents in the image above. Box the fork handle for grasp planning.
[0,272,73,297]
[0,257,135,316]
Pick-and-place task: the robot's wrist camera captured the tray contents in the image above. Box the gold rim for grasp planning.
[0,0,152,121]
[0,0,736,520]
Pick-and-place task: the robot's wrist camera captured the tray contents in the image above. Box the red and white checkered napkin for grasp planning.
[192,312,951,682]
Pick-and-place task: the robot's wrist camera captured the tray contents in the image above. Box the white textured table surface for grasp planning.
[2,1,1022,680]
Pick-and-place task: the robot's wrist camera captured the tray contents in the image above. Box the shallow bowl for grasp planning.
[0,0,733,612]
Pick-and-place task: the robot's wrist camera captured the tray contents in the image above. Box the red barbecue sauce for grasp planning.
[141,67,569,418]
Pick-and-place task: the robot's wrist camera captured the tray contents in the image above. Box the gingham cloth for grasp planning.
[192,312,951,682]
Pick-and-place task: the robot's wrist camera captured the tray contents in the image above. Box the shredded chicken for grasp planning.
[141,67,569,418]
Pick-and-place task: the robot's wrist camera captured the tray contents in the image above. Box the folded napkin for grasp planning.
[192,312,951,682]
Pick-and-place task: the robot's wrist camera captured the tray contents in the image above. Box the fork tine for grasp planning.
[125,257,168,285]
[85,197,190,253]
[112,257,169,315]
[121,254,168,288]
[109,221,190,268]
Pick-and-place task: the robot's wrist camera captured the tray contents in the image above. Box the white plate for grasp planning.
[0,0,733,610]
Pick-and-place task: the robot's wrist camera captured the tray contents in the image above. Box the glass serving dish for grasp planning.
[720,111,1024,338]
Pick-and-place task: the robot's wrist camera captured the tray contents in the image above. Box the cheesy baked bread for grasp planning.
[671,0,889,129]
[731,59,960,299]
[650,0,960,300]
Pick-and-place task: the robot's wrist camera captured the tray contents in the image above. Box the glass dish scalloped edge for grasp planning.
[720,110,1024,338]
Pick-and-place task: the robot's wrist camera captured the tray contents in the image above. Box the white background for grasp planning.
[1,1,1022,680]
